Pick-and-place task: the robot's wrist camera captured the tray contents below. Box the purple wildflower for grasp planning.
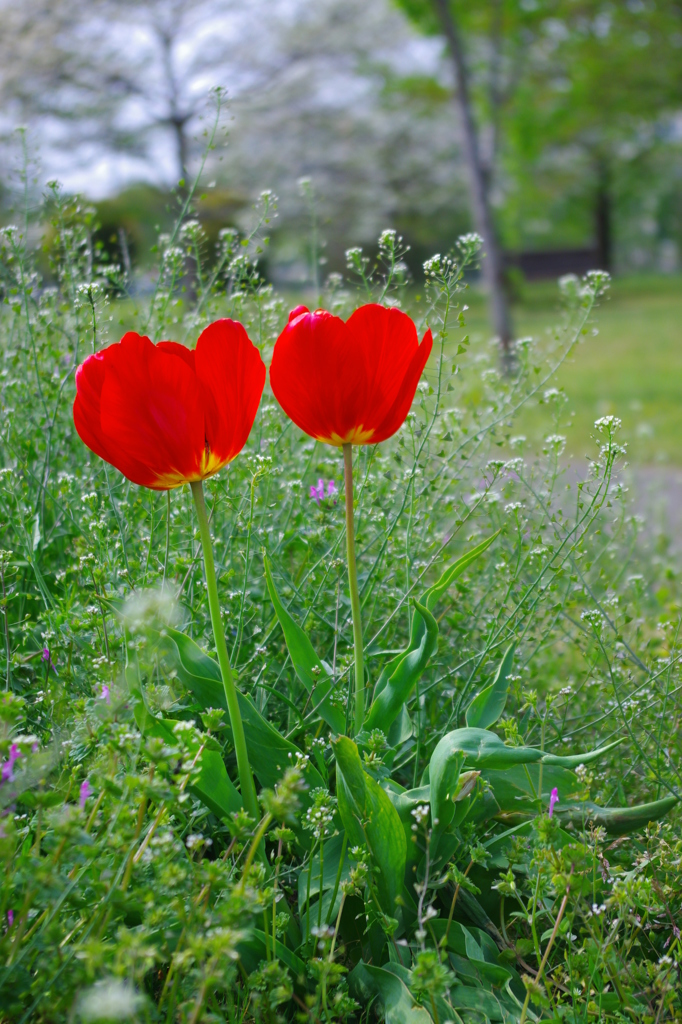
[310,478,325,503]
[7,910,13,928]
[98,683,111,705]
[42,647,56,672]
[309,479,338,507]
[79,779,91,810]
[548,787,559,818]
[1,743,22,784]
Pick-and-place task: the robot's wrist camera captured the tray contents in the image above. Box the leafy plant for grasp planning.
[0,154,680,1024]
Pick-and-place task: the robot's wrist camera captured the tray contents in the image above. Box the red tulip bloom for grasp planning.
[269,303,432,446]
[73,320,265,489]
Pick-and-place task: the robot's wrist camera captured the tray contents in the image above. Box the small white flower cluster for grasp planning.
[411,804,430,831]
[594,415,622,434]
[423,254,454,278]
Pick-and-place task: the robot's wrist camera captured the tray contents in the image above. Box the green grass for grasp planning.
[458,272,682,463]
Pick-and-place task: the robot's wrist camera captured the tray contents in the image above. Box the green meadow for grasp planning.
[460,273,682,463]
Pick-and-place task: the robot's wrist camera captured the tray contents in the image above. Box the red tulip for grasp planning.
[73,320,266,489]
[269,303,432,446]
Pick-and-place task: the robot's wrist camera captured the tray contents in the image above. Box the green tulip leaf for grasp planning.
[349,962,434,1024]
[429,732,466,856]
[264,556,345,734]
[158,626,324,796]
[475,762,678,835]
[540,738,624,767]
[465,643,515,729]
[381,963,463,1024]
[366,534,499,733]
[555,794,679,835]
[420,532,500,614]
[436,728,624,773]
[365,600,438,733]
[333,736,406,916]
[237,929,306,979]
[132,697,243,821]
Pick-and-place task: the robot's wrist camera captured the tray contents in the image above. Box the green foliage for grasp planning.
[0,172,680,1024]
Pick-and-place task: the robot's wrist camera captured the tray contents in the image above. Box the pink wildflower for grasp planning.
[79,779,91,810]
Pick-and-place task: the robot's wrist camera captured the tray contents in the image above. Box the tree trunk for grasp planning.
[594,158,612,272]
[171,116,189,193]
[432,0,514,371]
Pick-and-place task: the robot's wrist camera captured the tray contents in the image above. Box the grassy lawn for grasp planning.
[458,272,682,464]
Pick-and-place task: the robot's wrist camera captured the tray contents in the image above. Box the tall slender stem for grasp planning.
[163,490,171,584]
[190,480,259,822]
[343,444,364,734]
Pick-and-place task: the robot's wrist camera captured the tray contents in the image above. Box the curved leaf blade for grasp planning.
[371,534,498,708]
[465,643,515,729]
[541,738,624,767]
[429,732,466,855]
[159,626,324,795]
[132,699,243,821]
[365,600,438,733]
[264,557,345,734]
[333,736,406,915]
[349,962,433,1024]
[422,531,500,614]
[556,794,679,835]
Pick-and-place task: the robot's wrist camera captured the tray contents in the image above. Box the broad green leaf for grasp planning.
[387,704,414,747]
[264,557,345,734]
[132,699,243,821]
[437,728,624,772]
[364,600,438,733]
[238,929,306,980]
[477,763,579,820]
[381,963,462,1024]
[159,626,324,795]
[437,728,545,770]
[367,535,498,732]
[477,764,678,835]
[421,532,500,614]
[429,732,465,856]
[349,962,433,1024]
[465,644,515,729]
[556,794,679,836]
[429,920,513,988]
[333,736,406,915]
[541,739,624,767]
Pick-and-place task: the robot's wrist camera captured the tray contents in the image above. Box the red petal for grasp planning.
[270,310,351,443]
[288,305,309,323]
[74,338,171,487]
[98,333,206,487]
[194,319,266,464]
[371,327,433,443]
[157,340,196,372]
[270,303,430,446]
[343,304,421,437]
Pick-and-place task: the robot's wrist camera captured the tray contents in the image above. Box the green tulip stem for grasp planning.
[190,480,259,823]
[343,443,365,734]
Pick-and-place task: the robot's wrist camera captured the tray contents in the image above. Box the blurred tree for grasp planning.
[393,0,682,351]
[209,0,472,281]
[0,0,472,280]
[394,0,530,366]
[507,0,682,271]
[0,0,267,187]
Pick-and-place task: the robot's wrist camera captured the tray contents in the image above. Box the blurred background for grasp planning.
[0,0,681,467]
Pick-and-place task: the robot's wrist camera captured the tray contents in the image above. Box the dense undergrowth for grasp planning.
[0,173,680,1024]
